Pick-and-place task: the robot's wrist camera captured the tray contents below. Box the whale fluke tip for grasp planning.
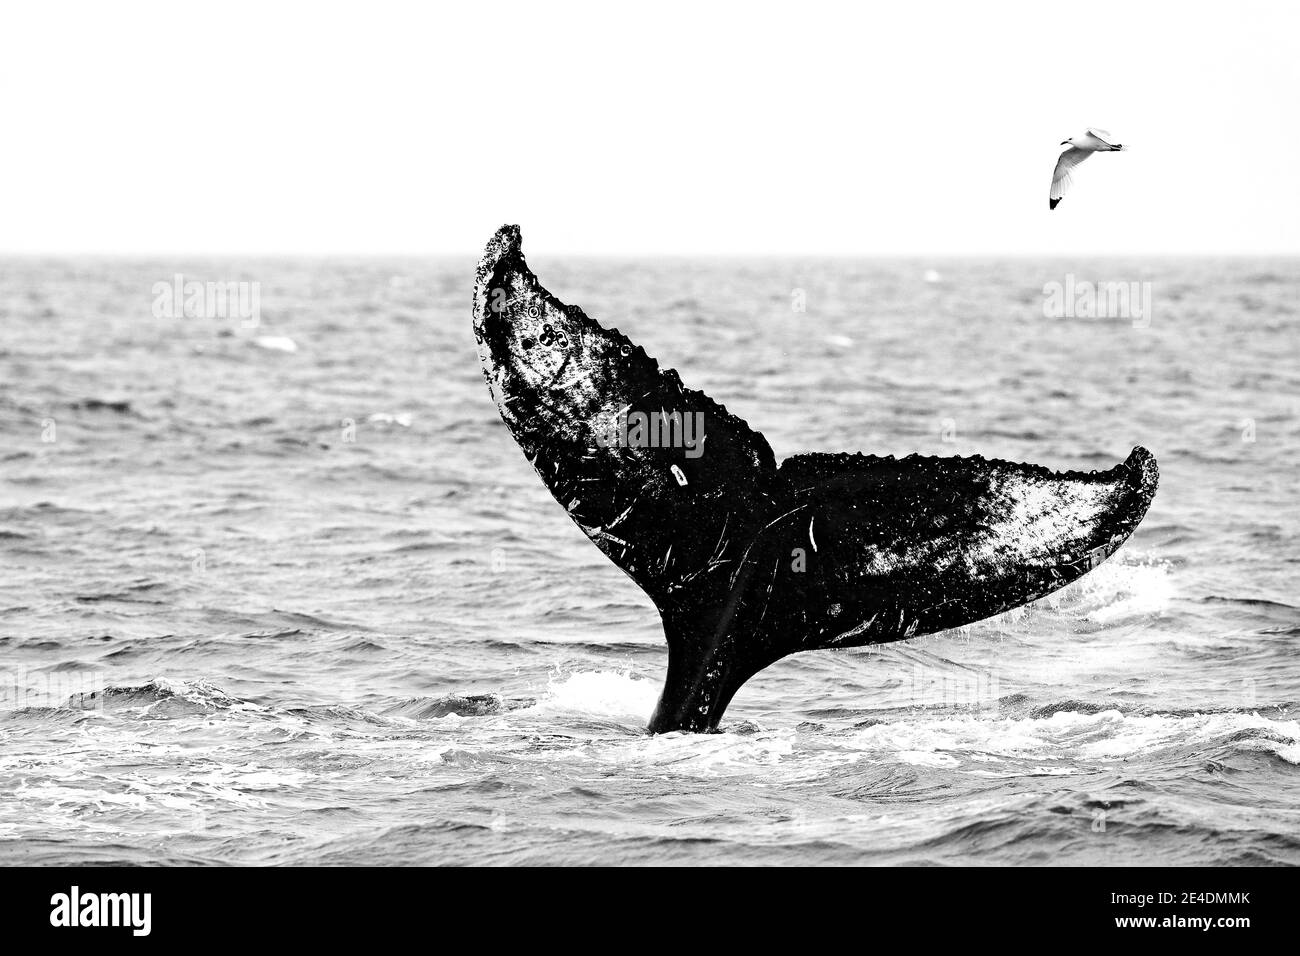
[474,225,527,306]
[479,224,521,265]
[1125,445,1159,496]
[490,223,521,255]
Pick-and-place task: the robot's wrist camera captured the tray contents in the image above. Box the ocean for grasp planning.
[1,253,1296,865]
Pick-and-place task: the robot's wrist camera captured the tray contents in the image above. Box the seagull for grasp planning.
[1050,128,1126,209]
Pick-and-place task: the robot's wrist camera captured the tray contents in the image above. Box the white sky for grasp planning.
[2,1,1297,255]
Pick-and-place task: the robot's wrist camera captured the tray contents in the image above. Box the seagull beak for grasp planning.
[1060,140,1069,145]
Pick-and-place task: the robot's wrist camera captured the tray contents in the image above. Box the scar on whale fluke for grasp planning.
[472,226,1159,734]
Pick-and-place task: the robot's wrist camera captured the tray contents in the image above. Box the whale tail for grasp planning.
[473,226,1159,733]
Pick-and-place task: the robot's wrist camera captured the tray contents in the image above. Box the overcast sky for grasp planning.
[2,1,1297,255]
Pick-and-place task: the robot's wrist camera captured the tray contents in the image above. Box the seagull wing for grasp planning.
[1050,147,1091,209]
[1086,127,1116,145]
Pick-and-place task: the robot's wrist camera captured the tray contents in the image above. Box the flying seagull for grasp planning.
[1050,128,1126,209]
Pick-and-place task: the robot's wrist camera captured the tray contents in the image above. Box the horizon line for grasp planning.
[1,249,1297,260]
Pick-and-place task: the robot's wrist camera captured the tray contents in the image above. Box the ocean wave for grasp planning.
[67,678,251,717]
[843,708,1300,768]
[68,398,137,415]
[498,671,1300,775]
[383,694,535,719]
[73,579,171,604]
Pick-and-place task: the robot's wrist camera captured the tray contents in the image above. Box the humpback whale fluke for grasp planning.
[472,225,1159,734]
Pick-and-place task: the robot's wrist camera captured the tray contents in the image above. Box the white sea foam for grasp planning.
[847,708,1299,766]
[367,412,413,427]
[534,669,660,722]
[628,728,797,774]
[896,749,960,768]
[252,335,298,352]
[1268,741,1300,765]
